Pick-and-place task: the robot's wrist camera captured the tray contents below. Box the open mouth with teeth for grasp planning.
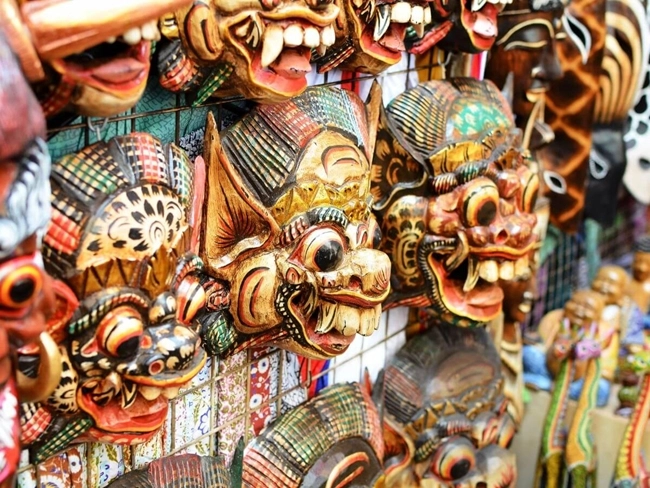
[460,0,510,50]
[225,8,338,98]
[351,0,433,63]
[76,347,206,441]
[47,22,161,116]
[427,243,534,323]
[285,286,385,357]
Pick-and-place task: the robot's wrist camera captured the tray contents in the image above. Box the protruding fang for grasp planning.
[261,24,283,68]
[374,5,391,41]
[444,231,468,273]
[463,258,480,292]
[315,303,336,334]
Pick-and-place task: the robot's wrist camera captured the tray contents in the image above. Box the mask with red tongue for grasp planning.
[372,78,539,327]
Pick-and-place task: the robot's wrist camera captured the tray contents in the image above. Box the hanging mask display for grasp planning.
[623,0,650,206]
[158,0,339,102]
[313,0,431,74]
[1,0,195,118]
[0,28,59,488]
[371,78,538,327]
[533,0,607,233]
[198,85,391,359]
[408,0,510,56]
[106,454,232,487]
[19,133,207,463]
[380,323,516,487]
[584,0,648,227]
[483,0,567,152]
[243,382,389,487]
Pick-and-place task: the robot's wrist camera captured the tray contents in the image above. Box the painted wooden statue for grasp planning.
[197,85,391,359]
[484,0,567,153]
[380,323,517,487]
[18,133,208,463]
[157,0,339,102]
[534,319,602,488]
[629,235,650,314]
[0,27,61,488]
[371,78,539,327]
[0,0,194,118]
[613,350,650,488]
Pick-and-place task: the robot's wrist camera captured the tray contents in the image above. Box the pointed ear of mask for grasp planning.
[365,81,383,159]
[502,72,515,110]
[201,112,280,275]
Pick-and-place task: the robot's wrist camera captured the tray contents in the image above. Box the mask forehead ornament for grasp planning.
[20,133,207,461]
[372,78,538,326]
[199,85,391,359]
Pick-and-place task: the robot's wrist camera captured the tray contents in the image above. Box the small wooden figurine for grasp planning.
[371,78,538,327]
[380,323,517,487]
[197,85,391,359]
[629,235,650,314]
[0,27,61,487]
[19,133,208,463]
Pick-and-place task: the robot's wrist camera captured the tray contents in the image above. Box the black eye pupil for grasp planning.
[450,459,471,480]
[314,241,343,272]
[10,278,36,304]
[373,228,382,249]
[116,337,140,358]
[477,201,497,226]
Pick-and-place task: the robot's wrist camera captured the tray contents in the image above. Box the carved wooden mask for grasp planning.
[534,0,607,233]
[484,0,567,150]
[13,0,194,117]
[380,324,516,487]
[199,86,390,359]
[0,28,57,487]
[243,382,386,487]
[584,0,647,227]
[19,133,207,463]
[372,78,538,327]
[160,0,339,102]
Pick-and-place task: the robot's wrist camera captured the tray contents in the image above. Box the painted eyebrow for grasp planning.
[496,19,555,46]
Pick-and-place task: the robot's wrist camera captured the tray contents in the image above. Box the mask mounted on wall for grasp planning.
[198,85,391,359]
[372,78,538,327]
[0,27,59,487]
[584,0,647,227]
[380,323,516,487]
[483,0,567,151]
[159,0,340,102]
[1,0,194,118]
[19,133,207,463]
[533,0,608,233]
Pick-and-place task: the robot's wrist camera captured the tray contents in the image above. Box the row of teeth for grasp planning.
[463,256,530,292]
[364,3,433,40]
[471,0,513,11]
[314,303,380,337]
[139,385,181,401]
[234,19,336,68]
[107,21,162,45]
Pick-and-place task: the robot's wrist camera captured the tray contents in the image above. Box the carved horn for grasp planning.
[365,81,383,160]
[16,332,62,403]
